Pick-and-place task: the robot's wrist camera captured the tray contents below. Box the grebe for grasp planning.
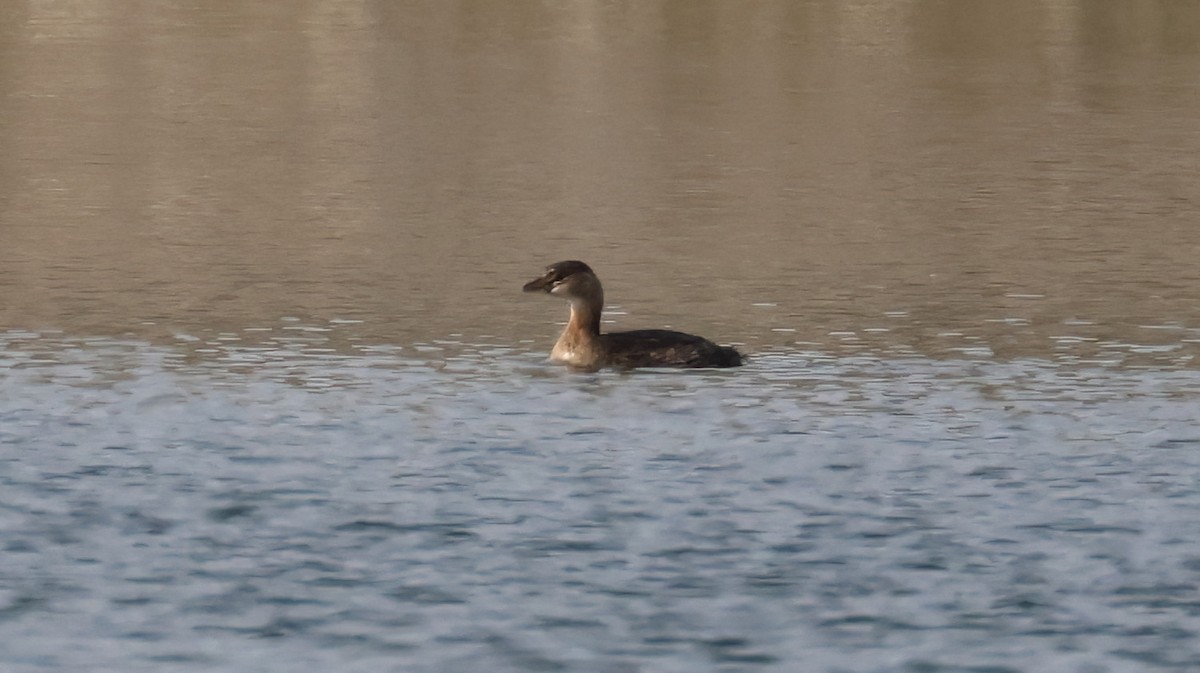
[523,260,743,370]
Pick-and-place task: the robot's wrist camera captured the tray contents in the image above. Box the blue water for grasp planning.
[2,333,1200,673]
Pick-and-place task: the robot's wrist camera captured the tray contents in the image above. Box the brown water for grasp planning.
[2,1,1199,365]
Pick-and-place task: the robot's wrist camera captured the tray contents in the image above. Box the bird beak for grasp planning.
[523,274,552,293]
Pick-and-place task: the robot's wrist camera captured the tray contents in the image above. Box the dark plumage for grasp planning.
[599,330,743,368]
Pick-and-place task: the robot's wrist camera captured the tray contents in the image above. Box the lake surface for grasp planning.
[3,2,1200,672]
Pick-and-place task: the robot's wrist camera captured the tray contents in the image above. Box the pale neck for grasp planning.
[567,297,602,336]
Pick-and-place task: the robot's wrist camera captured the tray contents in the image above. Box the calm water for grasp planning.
[3,2,1200,672]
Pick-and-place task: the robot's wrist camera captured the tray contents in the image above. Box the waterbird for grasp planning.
[523,260,743,370]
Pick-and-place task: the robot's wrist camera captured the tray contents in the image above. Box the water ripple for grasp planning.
[2,336,1200,671]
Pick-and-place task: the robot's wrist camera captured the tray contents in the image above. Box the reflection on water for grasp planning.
[3,2,1200,671]
[1,1,1199,359]
[3,334,1200,672]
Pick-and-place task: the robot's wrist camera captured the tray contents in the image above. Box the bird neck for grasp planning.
[567,297,602,337]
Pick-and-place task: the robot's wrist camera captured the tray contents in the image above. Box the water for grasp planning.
[3,333,1200,672]
[4,2,1200,672]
